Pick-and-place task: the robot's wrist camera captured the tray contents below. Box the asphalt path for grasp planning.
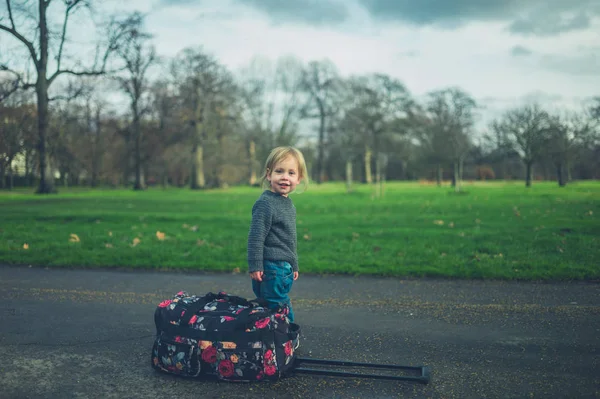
[0,265,598,398]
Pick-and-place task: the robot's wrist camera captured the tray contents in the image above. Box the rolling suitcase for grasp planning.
[151,291,430,384]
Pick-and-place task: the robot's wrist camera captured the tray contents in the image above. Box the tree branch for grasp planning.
[55,0,82,72]
[0,65,35,102]
[0,13,39,69]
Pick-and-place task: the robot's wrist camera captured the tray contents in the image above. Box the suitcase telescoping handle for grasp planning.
[293,357,430,384]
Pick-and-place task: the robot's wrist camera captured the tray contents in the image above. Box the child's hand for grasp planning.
[293,271,299,281]
[250,271,263,282]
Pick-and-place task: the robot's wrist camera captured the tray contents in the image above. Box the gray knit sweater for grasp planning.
[247,190,298,272]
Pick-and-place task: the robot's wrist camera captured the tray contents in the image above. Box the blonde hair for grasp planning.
[261,146,309,193]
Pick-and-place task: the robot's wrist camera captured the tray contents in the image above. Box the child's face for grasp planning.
[266,156,302,197]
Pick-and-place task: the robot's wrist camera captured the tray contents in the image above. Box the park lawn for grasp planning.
[0,181,598,280]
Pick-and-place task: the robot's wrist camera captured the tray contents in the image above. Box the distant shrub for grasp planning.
[476,165,496,181]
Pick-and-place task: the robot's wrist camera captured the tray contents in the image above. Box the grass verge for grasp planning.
[1,181,598,280]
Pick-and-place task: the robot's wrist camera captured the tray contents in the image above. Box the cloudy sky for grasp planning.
[5,0,600,128]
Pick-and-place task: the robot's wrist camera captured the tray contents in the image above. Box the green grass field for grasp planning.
[0,181,598,280]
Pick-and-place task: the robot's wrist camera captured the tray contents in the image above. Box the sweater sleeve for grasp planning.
[247,199,272,272]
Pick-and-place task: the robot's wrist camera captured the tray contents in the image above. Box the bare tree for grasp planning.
[492,104,551,187]
[114,13,157,190]
[0,0,131,193]
[148,79,187,187]
[342,74,412,195]
[425,88,476,192]
[547,110,595,186]
[171,47,232,189]
[238,55,304,185]
[301,60,341,184]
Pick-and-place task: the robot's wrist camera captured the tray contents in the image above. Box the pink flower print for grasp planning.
[188,315,198,324]
[201,346,217,363]
[218,359,235,377]
[255,318,270,329]
[264,349,274,361]
[174,336,184,343]
[256,371,264,380]
[284,341,292,356]
[177,291,184,296]
[264,365,276,376]
[158,300,172,308]
[221,316,235,322]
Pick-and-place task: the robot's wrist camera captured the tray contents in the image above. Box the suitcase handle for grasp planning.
[293,357,430,384]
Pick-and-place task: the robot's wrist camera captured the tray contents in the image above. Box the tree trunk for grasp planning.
[25,150,33,187]
[316,111,325,184]
[215,125,225,188]
[132,100,145,191]
[36,88,55,193]
[35,0,55,194]
[525,161,533,187]
[8,165,14,190]
[436,164,442,186]
[453,161,460,192]
[364,146,372,184]
[90,108,101,188]
[249,140,257,186]
[345,159,352,193]
[191,144,205,189]
[556,162,566,187]
[375,155,381,198]
[190,102,206,190]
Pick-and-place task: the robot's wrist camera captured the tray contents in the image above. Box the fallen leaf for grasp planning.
[190,225,198,232]
[433,220,444,226]
[458,232,465,237]
[557,246,563,253]
[108,231,113,237]
[448,222,455,228]
[588,210,593,216]
[23,243,29,250]
[105,243,113,248]
[197,239,206,246]
[232,267,241,274]
[303,234,311,241]
[132,237,141,247]
[156,231,166,241]
[352,232,360,239]
[182,224,189,229]
[69,234,80,243]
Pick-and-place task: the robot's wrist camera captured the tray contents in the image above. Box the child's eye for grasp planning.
[289,171,296,175]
